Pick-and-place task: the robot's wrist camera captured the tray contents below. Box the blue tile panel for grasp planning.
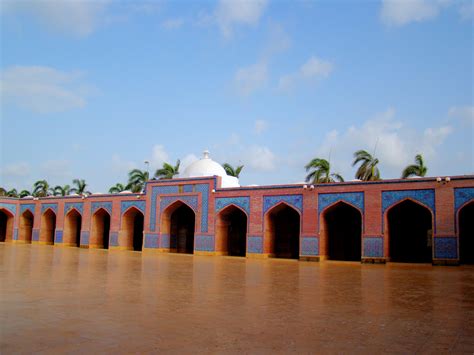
[144,233,159,248]
[195,184,210,233]
[91,201,112,215]
[41,203,58,214]
[80,231,89,246]
[13,229,18,240]
[160,234,170,248]
[183,185,194,193]
[263,194,303,214]
[109,232,119,247]
[32,229,40,241]
[382,189,435,214]
[55,230,63,243]
[247,236,263,253]
[121,200,146,215]
[20,204,35,215]
[318,192,364,214]
[363,237,384,258]
[195,235,214,252]
[0,202,17,215]
[454,187,474,212]
[160,195,198,213]
[215,196,250,215]
[64,202,83,215]
[149,185,180,231]
[434,237,457,259]
[301,237,319,256]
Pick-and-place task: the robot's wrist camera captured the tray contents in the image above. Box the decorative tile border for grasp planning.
[109,232,119,247]
[149,185,180,231]
[183,185,194,193]
[318,192,364,214]
[32,229,40,241]
[55,230,63,244]
[160,195,198,213]
[215,196,250,215]
[454,187,474,213]
[121,200,146,215]
[195,184,210,233]
[301,237,319,256]
[91,201,112,215]
[144,233,159,248]
[247,236,263,253]
[80,231,89,246]
[363,237,384,258]
[195,235,214,252]
[263,195,303,214]
[20,204,35,215]
[382,189,435,214]
[41,203,58,214]
[64,202,83,215]
[0,202,16,215]
[434,237,457,259]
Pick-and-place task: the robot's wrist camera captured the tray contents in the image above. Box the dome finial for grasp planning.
[203,150,210,159]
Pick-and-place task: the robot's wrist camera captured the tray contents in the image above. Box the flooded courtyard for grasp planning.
[1,244,473,354]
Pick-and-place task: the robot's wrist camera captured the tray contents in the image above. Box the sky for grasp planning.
[0,0,473,192]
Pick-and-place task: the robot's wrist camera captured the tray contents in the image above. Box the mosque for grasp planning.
[1,151,473,264]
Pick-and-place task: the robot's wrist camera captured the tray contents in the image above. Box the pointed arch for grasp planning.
[458,201,474,264]
[161,200,195,253]
[0,208,15,242]
[63,208,82,247]
[120,206,144,251]
[40,208,56,244]
[320,201,362,261]
[215,204,248,256]
[90,208,111,249]
[19,209,34,243]
[264,202,300,259]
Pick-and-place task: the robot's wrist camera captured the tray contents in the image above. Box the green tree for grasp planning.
[305,158,344,183]
[70,179,90,195]
[154,160,180,180]
[402,154,427,178]
[0,187,7,196]
[127,169,149,193]
[33,180,50,197]
[6,188,18,197]
[109,183,129,193]
[53,185,71,196]
[352,150,381,181]
[19,190,32,198]
[223,163,244,178]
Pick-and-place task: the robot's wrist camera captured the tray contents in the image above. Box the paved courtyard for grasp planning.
[1,244,473,353]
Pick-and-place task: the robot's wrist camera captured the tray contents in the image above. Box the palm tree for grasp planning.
[127,169,149,193]
[6,188,18,197]
[223,163,244,178]
[33,180,50,197]
[70,179,90,195]
[19,190,32,198]
[109,183,128,193]
[352,150,380,181]
[53,185,71,196]
[154,160,180,180]
[305,158,344,183]
[0,187,7,196]
[402,154,427,179]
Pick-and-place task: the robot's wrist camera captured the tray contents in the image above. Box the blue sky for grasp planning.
[1,0,473,192]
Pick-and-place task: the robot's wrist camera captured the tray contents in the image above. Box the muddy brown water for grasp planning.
[1,244,473,354]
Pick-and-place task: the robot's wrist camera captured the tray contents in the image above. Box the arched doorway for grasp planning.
[19,210,34,243]
[215,205,247,256]
[322,202,362,261]
[120,207,144,251]
[64,209,82,247]
[387,200,433,263]
[265,203,300,259]
[40,209,56,244]
[0,209,14,242]
[161,201,195,254]
[90,208,111,249]
[459,201,474,264]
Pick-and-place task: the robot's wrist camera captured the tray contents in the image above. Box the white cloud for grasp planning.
[149,145,170,170]
[215,0,268,38]
[459,1,474,20]
[278,56,334,91]
[2,162,30,178]
[0,66,93,114]
[243,145,276,172]
[111,154,136,174]
[161,18,184,30]
[449,106,474,125]
[40,159,73,180]
[254,119,268,134]
[235,61,268,96]
[1,0,110,36]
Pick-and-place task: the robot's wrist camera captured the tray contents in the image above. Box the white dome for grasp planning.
[180,150,240,188]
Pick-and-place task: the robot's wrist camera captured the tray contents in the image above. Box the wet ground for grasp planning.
[1,244,473,354]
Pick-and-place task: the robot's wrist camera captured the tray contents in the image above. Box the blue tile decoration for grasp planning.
[215,196,250,215]
[363,237,384,258]
[0,202,16,215]
[41,203,58,214]
[247,236,263,253]
[91,201,112,215]
[110,232,119,247]
[55,230,63,243]
[434,237,457,259]
[144,233,159,248]
[301,237,319,256]
[195,184,210,233]
[160,195,198,213]
[80,231,89,246]
[20,204,35,215]
[183,184,194,193]
[13,229,18,240]
[263,194,303,214]
[195,235,214,252]
[318,192,364,214]
[160,234,170,248]
[382,189,435,214]
[149,185,180,231]
[32,229,40,241]
[454,187,474,213]
[64,202,83,215]
[121,200,146,215]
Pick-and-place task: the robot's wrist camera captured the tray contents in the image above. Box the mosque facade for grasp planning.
[1,151,473,265]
